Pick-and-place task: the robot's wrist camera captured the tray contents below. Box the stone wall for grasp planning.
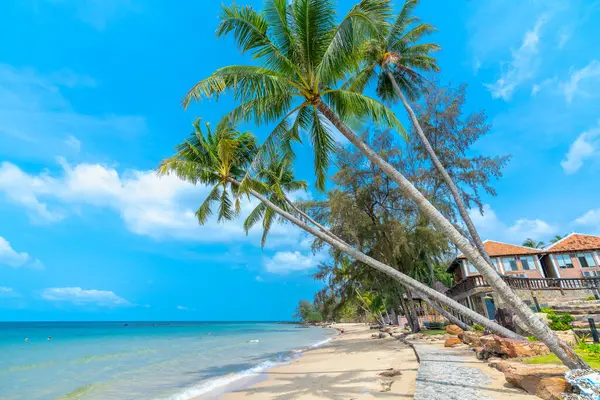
[493,288,594,308]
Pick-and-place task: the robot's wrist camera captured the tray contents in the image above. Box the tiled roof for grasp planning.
[457,240,541,259]
[545,233,600,253]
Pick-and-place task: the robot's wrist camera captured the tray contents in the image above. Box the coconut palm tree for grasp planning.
[183,0,586,368]
[158,120,522,339]
[523,238,545,249]
[346,0,497,269]
[550,234,567,244]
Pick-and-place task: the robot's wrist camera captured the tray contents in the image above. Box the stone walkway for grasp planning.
[411,343,537,400]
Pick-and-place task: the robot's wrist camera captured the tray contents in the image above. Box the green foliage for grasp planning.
[294,300,324,323]
[472,324,485,332]
[546,312,574,331]
[578,342,600,355]
[524,350,600,369]
[185,0,404,191]
[540,308,554,314]
[421,329,447,336]
[527,335,538,342]
[522,238,544,249]
[575,333,590,346]
[586,296,597,301]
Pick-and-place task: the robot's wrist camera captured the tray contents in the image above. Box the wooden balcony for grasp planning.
[447,275,600,298]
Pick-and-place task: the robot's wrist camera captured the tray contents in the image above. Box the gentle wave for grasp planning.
[165,333,335,400]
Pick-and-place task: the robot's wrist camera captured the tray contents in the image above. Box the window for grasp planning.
[583,270,600,277]
[502,257,519,272]
[465,260,477,274]
[514,273,528,278]
[520,256,536,271]
[577,253,597,268]
[556,254,574,269]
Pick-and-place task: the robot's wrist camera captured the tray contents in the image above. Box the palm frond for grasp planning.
[324,89,406,137]
[196,184,223,225]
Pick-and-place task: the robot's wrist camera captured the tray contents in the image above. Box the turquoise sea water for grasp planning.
[0,322,334,400]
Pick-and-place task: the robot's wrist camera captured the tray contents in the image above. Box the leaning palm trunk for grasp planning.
[384,67,495,267]
[226,178,520,340]
[283,194,345,245]
[313,99,588,369]
[406,290,421,333]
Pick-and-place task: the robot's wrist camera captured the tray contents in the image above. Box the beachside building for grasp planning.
[445,233,600,320]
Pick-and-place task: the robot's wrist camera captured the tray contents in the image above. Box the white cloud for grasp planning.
[0,63,145,160]
[65,135,81,152]
[574,209,600,229]
[42,287,130,307]
[176,305,191,311]
[0,160,309,246]
[469,204,558,244]
[0,287,19,297]
[0,236,45,269]
[264,250,326,274]
[561,121,600,174]
[255,276,264,282]
[486,16,548,100]
[560,60,600,103]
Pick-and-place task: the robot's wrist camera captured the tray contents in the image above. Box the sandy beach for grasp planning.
[214,323,418,399]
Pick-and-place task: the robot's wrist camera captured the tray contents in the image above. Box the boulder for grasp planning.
[372,333,379,339]
[444,337,462,347]
[446,325,463,336]
[379,332,389,339]
[383,327,394,334]
[458,331,483,346]
[480,335,550,358]
[536,377,571,400]
[500,362,569,399]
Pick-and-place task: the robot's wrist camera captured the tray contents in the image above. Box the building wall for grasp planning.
[550,251,600,278]
[461,255,544,278]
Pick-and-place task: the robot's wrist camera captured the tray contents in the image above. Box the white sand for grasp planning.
[214,323,418,399]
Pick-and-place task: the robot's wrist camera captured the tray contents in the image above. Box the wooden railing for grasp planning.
[446,275,488,297]
[447,275,600,298]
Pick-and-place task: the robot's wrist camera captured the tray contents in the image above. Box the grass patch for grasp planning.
[523,350,600,369]
[421,329,447,336]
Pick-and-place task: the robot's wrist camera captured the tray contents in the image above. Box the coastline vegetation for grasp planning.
[160,0,590,369]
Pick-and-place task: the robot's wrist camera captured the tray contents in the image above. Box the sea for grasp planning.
[0,322,335,400]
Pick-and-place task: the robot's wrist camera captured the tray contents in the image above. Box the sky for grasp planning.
[1,0,600,321]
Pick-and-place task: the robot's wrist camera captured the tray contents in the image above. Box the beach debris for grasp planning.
[565,369,600,399]
[378,368,403,377]
[379,380,393,392]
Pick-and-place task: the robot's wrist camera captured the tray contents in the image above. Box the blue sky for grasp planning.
[1,0,600,321]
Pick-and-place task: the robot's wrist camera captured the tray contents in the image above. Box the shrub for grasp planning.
[586,296,598,301]
[472,324,485,331]
[540,307,555,314]
[528,335,538,342]
[547,312,574,331]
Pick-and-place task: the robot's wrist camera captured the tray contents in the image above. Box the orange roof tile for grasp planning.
[457,240,541,259]
[545,233,600,253]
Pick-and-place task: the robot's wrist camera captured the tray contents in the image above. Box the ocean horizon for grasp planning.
[0,321,335,400]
